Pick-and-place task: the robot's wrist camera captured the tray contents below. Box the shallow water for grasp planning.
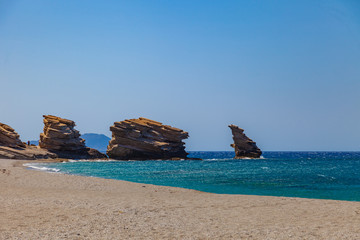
[27,151,360,201]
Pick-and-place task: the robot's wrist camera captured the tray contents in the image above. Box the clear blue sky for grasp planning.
[1,0,359,151]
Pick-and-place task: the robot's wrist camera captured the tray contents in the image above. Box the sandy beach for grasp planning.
[1,159,360,239]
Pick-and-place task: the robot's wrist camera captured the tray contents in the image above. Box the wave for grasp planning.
[68,159,117,163]
[203,158,233,161]
[23,163,61,173]
[203,156,266,161]
[317,174,336,180]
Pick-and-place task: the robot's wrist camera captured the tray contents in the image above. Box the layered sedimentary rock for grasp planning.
[39,115,106,159]
[107,118,189,160]
[0,123,25,148]
[39,115,85,151]
[0,146,57,160]
[0,122,57,159]
[229,124,262,159]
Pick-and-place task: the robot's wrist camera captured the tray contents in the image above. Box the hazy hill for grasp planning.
[29,140,39,145]
[81,133,111,153]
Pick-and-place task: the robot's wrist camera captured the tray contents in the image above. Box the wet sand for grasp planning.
[1,159,360,239]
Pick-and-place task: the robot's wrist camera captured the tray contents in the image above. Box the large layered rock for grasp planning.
[39,115,85,151]
[107,117,189,160]
[0,123,25,148]
[229,124,262,159]
[39,115,106,159]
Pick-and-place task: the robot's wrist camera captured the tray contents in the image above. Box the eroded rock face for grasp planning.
[39,115,106,159]
[0,121,57,159]
[39,115,85,151]
[0,123,25,148]
[107,117,189,160]
[229,124,262,159]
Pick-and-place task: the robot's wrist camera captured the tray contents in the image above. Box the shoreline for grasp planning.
[1,159,360,239]
[23,159,360,203]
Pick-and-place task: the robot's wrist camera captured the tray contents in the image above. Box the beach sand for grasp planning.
[1,159,360,239]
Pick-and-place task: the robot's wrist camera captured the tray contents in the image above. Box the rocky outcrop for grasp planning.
[0,122,57,160]
[229,124,262,159]
[39,115,106,159]
[39,115,85,151]
[0,146,57,160]
[0,123,25,148]
[107,118,190,160]
[0,116,106,160]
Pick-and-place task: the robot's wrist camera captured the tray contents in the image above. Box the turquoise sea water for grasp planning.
[27,152,360,201]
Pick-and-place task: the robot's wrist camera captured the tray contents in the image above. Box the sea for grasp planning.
[25,151,360,202]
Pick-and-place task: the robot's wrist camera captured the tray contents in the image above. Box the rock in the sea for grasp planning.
[229,124,262,159]
[39,115,106,159]
[0,123,25,148]
[107,117,189,160]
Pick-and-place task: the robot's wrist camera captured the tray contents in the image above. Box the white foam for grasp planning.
[204,158,233,161]
[68,159,116,163]
[317,174,336,180]
[23,163,60,173]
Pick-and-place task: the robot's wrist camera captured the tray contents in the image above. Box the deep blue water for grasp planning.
[28,151,360,201]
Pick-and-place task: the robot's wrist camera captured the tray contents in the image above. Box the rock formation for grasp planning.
[107,117,190,160]
[39,115,85,151]
[0,146,57,160]
[39,115,106,159]
[0,122,57,160]
[0,123,25,148]
[229,124,262,159]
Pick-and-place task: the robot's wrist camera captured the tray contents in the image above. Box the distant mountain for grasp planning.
[81,133,111,153]
[29,133,111,153]
[29,140,39,145]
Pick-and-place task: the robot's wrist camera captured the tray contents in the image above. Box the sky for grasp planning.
[1,0,359,151]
